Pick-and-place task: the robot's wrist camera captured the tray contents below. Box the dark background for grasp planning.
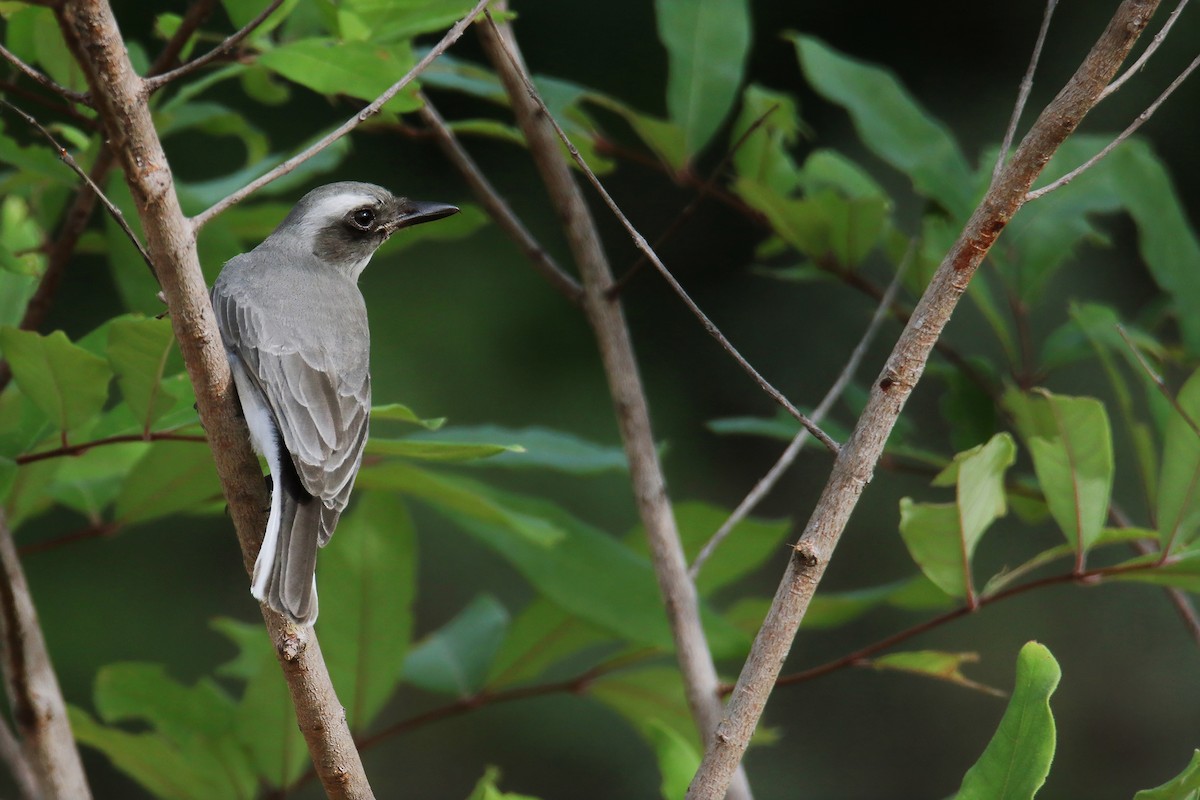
[12,1,1200,798]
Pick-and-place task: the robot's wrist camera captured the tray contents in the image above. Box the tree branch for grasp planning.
[14,430,205,466]
[415,91,583,304]
[690,245,911,579]
[991,0,1058,184]
[480,10,838,456]
[190,0,492,231]
[0,714,40,800]
[1027,50,1200,200]
[0,510,92,799]
[0,43,89,105]
[53,1,377,796]
[685,3,1161,796]
[477,8,755,799]
[1101,0,1191,99]
[143,0,285,94]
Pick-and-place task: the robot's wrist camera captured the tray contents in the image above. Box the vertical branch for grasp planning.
[685,2,1160,797]
[477,8,754,799]
[52,1,375,797]
[0,511,92,800]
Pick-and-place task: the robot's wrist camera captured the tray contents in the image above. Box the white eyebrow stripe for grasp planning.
[291,191,380,247]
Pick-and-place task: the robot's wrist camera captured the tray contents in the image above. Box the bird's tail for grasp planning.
[251,491,321,626]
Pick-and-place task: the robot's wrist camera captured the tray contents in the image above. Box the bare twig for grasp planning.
[1027,52,1200,200]
[687,4,1160,797]
[0,511,92,799]
[482,10,838,456]
[143,0,285,94]
[0,43,89,105]
[690,246,911,579]
[477,8,754,799]
[1101,0,1192,99]
[415,91,583,303]
[1109,503,1200,646]
[191,0,492,231]
[609,103,781,296]
[54,0,378,795]
[0,99,155,277]
[15,430,206,466]
[992,0,1059,184]
[1116,323,1200,441]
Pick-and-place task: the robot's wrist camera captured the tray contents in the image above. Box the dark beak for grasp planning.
[391,200,460,232]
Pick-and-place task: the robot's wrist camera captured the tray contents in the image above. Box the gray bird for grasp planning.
[211,182,458,625]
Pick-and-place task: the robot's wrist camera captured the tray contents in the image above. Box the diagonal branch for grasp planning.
[1026,50,1200,200]
[690,245,912,580]
[991,0,1059,184]
[685,3,1161,797]
[190,0,492,231]
[0,511,92,799]
[143,0,285,94]
[0,43,90,105]
[1101,0,1191,99]
[52,0,394,796]
[480,10,838,456]
[415,91,583,303]
[477,8,754,800]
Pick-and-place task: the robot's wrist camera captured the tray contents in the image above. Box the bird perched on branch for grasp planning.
[211,182,458,625]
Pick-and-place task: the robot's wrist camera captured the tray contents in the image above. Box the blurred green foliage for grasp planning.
[1,0,1199,798]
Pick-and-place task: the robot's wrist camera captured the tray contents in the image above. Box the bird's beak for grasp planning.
[388,200,460,233]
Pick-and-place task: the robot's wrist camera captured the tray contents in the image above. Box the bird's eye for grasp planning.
[350,208,375,230]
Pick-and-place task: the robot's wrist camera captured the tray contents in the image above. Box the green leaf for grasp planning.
[0,327,112,437]
[735,180,887,267]
[900,434,1015,598]
[45,441,147,519]
[626,501,791,595]
[486,598,611,687]
[106,316,179,430]
[466,766,543,800]
[1111,549,1200,593]
[366,437,519,462]
[211,618,307,788]
[800,575,952,630]
[356,461,564,547]
[319,493,416,730]
[371,402,445,429]
[1134,750,1200,800]
[645,717,702,800]
[94,663,235,740]
[257,38,420,111]
[591,666,695,749]
[405,425,628,474]
[338,0,478,43]
[363,464,748,657]
[1157,368,1200,554]
[1022,391,1114,558]
[402,594,509,697]
[871,650,1004,697]
[70,706,214,800]
[655,0,750,159]
[731,84,803,195]
[580,92,689,173]
[220,0,298,38]
[114,440,223,525]
[791,34,974,218]
[0,385,51,458]
[953,642,1060,800]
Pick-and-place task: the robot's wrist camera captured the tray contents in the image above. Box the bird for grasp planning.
[211,182,459,625]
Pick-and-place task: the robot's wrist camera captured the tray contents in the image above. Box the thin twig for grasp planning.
[1110,503,1200,646]
[415,91,583,303]
[0,43,89,105]
[143,0,285,94]
[14,430,206,466]
[1027,52,1200,200]
[1101,0,1192,99]
[690,245,912,579]
[478,9,754,799]
[687,4,1160,796]
[17,522,121,557]
[191,0,492,231]
[992,0,1059,184]
[609,103,781,296]
[482,10,838,456]
[1116,324,1200,440]
[0,99,156,278]
[0,511,92,798]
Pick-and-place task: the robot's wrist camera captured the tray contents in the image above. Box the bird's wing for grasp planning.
[212,286,371,532]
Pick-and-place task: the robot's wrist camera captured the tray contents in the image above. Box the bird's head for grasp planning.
[274,181,459,278]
